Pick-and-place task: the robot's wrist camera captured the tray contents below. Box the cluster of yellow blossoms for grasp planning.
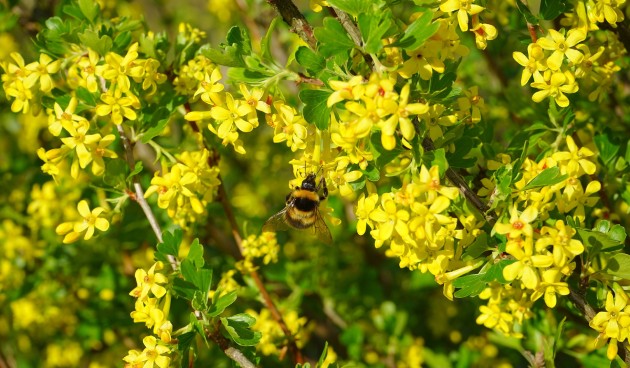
[183,61,270,154]
[514,1,626,106]
[356,165,461,273]
[590,285,630,360]
[125,261,173,368]
[144,149,220,228]
[474,136,600,336]
[236,232,280,273]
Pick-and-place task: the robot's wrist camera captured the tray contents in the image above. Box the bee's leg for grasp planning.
[319,177,328,201]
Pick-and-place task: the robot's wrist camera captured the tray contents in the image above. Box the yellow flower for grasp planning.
[56,200,109,243]
[530,70,579,108]
[470,18,497,50]
[355,193,387,235]
[380,84,429,150]
[590,289,630,360]
[440,0,485,32]
[77,48,100,92]
[476,303,513,335]
[4,79,34,114]
[398,45,445,80]
[59,121,102,178]
[96,42,140,92]
[95,88,138,124]
[530,268,569,308]
[536,29,586,70]
[130,262,168,300]
[503,237,553,289]
[139,336,171,368]
[48,97,86,136]
[327,75,365,106]
[536,220,584,267]
[513,43,547,86]
[25,53,61,92]
[211,92,258,134]
[552,136,596,176]
[494,205,538,239]
[193,68,224,105]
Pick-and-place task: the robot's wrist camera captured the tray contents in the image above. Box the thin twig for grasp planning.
[116,124,168,247]
[421,137,496,226]
[186,114,304,364]
[265,0,317,49]
[116,123,259,368]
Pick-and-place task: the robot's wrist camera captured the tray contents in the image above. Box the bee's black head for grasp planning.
[301,173,318,191]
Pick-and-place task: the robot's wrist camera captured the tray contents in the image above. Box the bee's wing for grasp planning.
[310,211,332,245]
[262,207,291,233]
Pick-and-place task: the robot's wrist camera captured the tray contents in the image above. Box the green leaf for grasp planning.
[172,278,197,300]
[314,18,355,57]
[226,68,273,84]
[126,162,143,182]
[430,148,448,177]
[520,166,568,191]
[327,0,373,17]
[157,229,183,257]
[389,10,439,50]
[75,86,98,107]
[295,46,326,76]
[78,0,99,22]
[462,233,491,260]
[317,341,330,366]
[200,26,252,67]
[452,273,486,298]
[357,11,392,54]
[594,134,620,166]
[483,260,514,284]
[187,239,204,267]
[605,254,630,280]
[113,31,132,52]
[515,0,539,24]
[539,0,570,20]
[300,89,332,130]
[221,314,262,346]
[261,17,280,62]
[180,259,198,287]
[208,290,238,317]
[178,331,196,368]
[78,29,113,56]
[140,107,172,143]
[577,226,625,255]
[360,163,380,182]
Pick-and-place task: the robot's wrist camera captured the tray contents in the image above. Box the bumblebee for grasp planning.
[263,172,332,244]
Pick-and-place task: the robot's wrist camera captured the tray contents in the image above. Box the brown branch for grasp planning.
[117,123,259,368]
[265,0,317,49]
[421,137,497,226]
[185,112,304,364]
[116,125,166,246]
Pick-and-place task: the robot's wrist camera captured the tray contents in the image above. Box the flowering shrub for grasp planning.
[1,0,629,367]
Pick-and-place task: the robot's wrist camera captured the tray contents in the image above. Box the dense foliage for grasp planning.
[1,0,629,367]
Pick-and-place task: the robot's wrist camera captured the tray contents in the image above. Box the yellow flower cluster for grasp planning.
[514,0,626,106]
[247,308,311,356]
[236,232,280,273]
[125,261,172,368]
[590,285,630,360]
[1,52,60,114]
[328,73,428,152]
[144,149,220,228]
[439,0,497,50]
[355,165,463,276]
[474,136,599,335]
[184,67,270,154]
